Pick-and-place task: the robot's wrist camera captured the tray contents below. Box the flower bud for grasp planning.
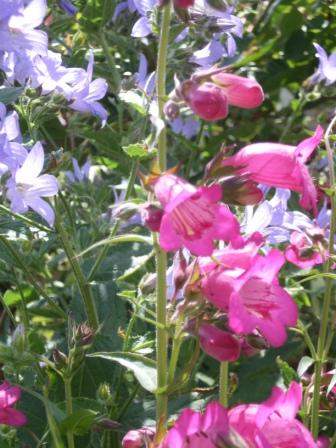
[53,348,68,369]
[97,383,112,404]
[141,203,164,232]
[164,100,180,120]
[74,323,95,347]
[180,81,228,121]
[12,324,26,353]
[198,324,241,362]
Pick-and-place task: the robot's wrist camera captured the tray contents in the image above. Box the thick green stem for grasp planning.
[55,214,99,331]
[154,1,171,429]
[219,362,229,407]
[88,159,138,281]
[64,377,75,448]
[311,116,336,438]
[43,386,65,448]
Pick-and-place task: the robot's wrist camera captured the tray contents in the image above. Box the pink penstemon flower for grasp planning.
[153,173,241,256]
[221,126,324,214]
[199,243,298,347]
[0,381,27,427]
[173,69,264,122]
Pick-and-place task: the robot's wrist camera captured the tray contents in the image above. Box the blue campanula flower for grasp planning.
[6,142,59,225]
[311,43,336,85]
[69,51,108,126]
[0,0,48,56]
[65,158,92,183]
[58,0,78,16]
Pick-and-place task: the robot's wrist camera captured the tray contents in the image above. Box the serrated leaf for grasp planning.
[0,87,24,104]
[297,356,314,378]
[59,409,98,436]
[87,352,157,392]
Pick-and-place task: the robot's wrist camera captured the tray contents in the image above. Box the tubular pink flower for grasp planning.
[159,402,232,448]
[154,174,241,256]
[210,72,264,109]
[199,323,241,362]
[0,381,27,427]
[199,245,298,347]
[222,126,324,214]
[181,82,229,121]
[229,382,317,447]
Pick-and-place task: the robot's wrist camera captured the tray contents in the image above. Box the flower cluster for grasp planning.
[124,382,324,447]
[0,0,108,125]
[0,102,59,225]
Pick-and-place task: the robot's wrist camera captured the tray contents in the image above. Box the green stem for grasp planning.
[88,159,138,281]
[64,377,75,448]
[311,116,336,438]
[0,204,52,233]
[167,321,183,384]
[219,362,229,407]
[55,213,99,331]
[154,1,171,429]
[42,386,65,448]
[0,235,65,318]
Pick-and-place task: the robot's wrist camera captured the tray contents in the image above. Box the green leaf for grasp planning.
[3,286,35,307]
[0,87,24,104]
[87,352,157,392]
[59,410,98,436]
[297,356,314,378]
[122,143,156,160]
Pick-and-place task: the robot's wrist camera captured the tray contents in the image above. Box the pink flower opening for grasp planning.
[222,126,324,214]
[199,245,298,347]
[154,174,241,256]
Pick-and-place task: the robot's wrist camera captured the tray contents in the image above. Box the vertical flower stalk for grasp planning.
[219,361,229,407]
[155,0,172,430]
[311,115,336,438]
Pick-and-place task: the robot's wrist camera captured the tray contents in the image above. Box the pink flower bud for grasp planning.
[141,203,164,232]
[181,81,228,121]
[210,72,264,109]
[198,323,241,362]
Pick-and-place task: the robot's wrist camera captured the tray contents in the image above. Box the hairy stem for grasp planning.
[154,0,172,429]
[219,362,229,407]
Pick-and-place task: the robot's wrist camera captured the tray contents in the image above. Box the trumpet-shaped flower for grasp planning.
[0,381,27,427]
[199,245,297,347]
[228,382,317,447]
[6,142,59,225]
[177,71,264,122]
[222,126,324,214]
[153,174,241,256]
